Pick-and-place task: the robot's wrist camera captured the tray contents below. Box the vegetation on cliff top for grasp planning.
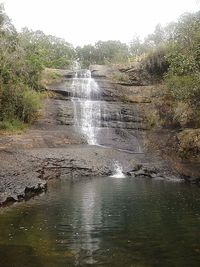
[0,4,75,131]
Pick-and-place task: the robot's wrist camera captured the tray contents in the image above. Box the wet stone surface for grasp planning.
[0,72,180,205]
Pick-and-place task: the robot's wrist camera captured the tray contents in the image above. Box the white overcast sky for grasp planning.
[2,0,200,46]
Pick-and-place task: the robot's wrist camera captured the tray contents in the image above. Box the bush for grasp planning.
[0,83,42,124]
[40,68,64,87]
[0,119,25,131]
[173,101,194,127]
[177,129,200,158]
[142,46,169,78]
[166,52,197,76]
[165,74,200,102]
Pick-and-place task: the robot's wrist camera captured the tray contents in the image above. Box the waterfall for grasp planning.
[71,65,101,145]
[110,161,126,178]
[70,62,142,155]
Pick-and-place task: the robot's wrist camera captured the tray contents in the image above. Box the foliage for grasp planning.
[40,68,64,87]
[0,119,25,131]
[165,75,200,102]
[0,83,42,123]
[19,28,75,69]
[76,45,96,68]
[1,2,200,135]
[141,46,169,78]
[76,40,129,67]
[166,52,197,76]
[0,4,75,130]
[177,129,200,158]
[127,10,200,122]
[144,24,167,47]
[173,101,194,127]
[129,35,146,57]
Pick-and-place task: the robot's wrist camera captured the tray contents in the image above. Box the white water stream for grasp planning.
[110,161,126,178]
[71,64,101,145]
[70,62,131,176]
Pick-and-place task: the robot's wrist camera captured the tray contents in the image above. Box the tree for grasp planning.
[95,40,129,64]
[144,24,166,48]
[130,35,144,57]
[19,28,75,69]
[76,45,96,67]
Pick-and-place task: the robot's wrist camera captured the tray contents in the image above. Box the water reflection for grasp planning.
[65,182,102,265]
[1,178,200,267]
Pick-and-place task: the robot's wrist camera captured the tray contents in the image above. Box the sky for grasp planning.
[2,0,200,47]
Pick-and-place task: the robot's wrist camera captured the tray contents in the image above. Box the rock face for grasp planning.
[0,66,181,206]
[90,65,116,78]
[0,151,47,205]
[90,64,151,86]
[0,145,176,205]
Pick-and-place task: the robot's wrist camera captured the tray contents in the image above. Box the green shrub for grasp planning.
[0,83,42,124]
[166,52,197,76]
[165,74,200,102]
[0,119,25,131]
[40,69,64,87]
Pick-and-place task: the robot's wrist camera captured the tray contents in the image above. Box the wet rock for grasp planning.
[127,165,161,178]
[0,175,47,206]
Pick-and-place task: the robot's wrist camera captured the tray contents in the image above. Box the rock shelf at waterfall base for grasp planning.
[0,146,180,205]
[0,66,184,206]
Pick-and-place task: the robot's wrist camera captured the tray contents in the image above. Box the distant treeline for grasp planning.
[76,40,129,67]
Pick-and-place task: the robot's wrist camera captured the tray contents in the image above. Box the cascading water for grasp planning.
[71,64,101,145]
[110,161,126,178]
[70,62,142,176]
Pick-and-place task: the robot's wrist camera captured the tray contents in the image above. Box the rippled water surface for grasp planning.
[1,177,200,267]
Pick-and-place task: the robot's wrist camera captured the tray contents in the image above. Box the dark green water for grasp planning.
[1,177,200,267]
